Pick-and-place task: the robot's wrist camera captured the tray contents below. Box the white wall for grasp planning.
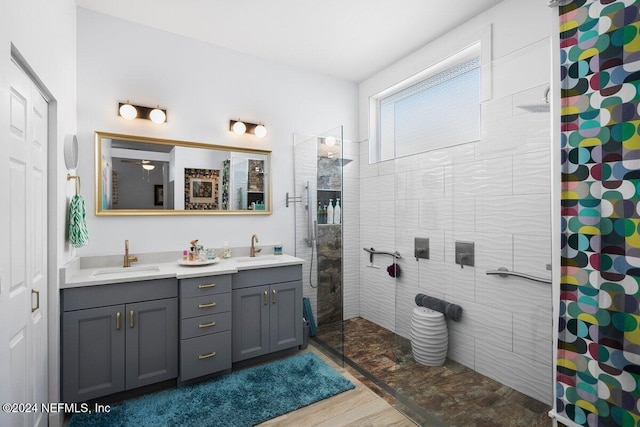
[76,8,358,256]
[356,0,552,404]
[0,1,77,425]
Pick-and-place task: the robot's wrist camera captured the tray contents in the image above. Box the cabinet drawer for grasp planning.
[180,275,232,298]
[62,278,178,312]
[232,265,302,290]
[180,331,231,381]
[181,312,231,339]
[180,293,231,319]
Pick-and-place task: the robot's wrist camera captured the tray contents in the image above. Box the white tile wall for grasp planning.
[476,341,552,404]
[513,150,551,195]
[447,328,476,368]
[342,140,361,320]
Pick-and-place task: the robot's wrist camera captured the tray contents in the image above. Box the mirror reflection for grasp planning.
[95,132,271,215]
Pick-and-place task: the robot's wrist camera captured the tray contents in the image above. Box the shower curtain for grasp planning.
[558,1,640,426]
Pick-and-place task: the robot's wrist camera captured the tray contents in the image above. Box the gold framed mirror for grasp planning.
[95,131,271,215]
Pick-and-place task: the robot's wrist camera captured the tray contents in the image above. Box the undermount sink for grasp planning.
[91,265,160,276]
[234,255,279,263]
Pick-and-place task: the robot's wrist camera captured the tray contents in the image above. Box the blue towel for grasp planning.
[415,293,463,322]
[68,194,89,247]
[421,295,447,313]
[303,298,316,337]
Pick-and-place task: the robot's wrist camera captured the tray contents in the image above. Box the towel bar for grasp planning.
[363,247,401,264]
[486,267,551,284]
[67,174,81,195]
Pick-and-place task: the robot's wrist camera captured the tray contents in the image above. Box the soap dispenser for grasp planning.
[327,199,334,225]
[334,198,341,224]
[222,241,231,259]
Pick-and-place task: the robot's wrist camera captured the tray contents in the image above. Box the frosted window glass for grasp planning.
[378,57,480,161]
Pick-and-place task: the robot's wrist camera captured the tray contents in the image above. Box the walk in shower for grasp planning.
[293,126,346,362]
[293,122,553,426]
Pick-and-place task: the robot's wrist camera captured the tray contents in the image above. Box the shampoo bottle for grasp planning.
[334,198,341,224]
[327,199,334,225]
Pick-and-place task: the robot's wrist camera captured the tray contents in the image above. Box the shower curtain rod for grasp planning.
[485,267,551,284]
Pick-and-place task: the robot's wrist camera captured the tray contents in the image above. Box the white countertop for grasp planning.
[61,254,305,289]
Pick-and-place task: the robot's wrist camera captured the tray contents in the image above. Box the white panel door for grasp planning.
[0,60,48,427]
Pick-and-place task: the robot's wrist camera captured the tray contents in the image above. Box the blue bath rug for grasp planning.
[69,352,354,427]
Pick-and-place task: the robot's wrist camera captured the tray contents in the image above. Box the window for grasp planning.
[370,43,481,162]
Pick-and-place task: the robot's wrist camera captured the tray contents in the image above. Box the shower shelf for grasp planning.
[485,267,551,284]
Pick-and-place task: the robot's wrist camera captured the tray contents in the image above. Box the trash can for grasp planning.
[301,318,310,350]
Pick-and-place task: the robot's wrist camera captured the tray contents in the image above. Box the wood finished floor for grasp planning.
[62,344,415,427]
[258,344,417,427]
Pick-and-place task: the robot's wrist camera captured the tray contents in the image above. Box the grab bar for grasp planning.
[363,247,401,263]
[485,267,551,284]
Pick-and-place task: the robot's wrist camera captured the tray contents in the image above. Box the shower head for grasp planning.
[517,104,550,113]
[324,156,352,166]
[324,150,353,166]
[516,85,550,113]
[334,158,353,166]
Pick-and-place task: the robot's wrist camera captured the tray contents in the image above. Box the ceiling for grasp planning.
[76,0,504,82]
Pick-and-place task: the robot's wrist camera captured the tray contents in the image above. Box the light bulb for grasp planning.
[149,107,166,124]
[142,163,155,171]
[232,121,247,134]
[325,136,336,147]
[119,102,137,120]
[254,124,267,138]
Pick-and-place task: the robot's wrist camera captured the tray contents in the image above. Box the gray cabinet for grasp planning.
[232,265,302,362]
[179,274,232,381]
[62,279,178,402]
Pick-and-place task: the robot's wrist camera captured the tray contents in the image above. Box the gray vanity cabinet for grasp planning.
[61,279,178,402]
[232,265,303,362]
[179,274,232,381]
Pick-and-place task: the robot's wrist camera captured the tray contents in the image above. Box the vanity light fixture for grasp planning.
[231,120,247,135]
[119,101,137,120]
[149,106,167,124]
[254,123,267,138]
[229,120,267,138]
[118,101,167,124]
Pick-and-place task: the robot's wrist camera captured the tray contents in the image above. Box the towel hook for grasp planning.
[67,174,81,195]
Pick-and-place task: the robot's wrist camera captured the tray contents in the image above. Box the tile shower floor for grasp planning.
[314,317,551,427]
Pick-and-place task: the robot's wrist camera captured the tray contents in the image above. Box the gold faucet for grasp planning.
[250,234,262,257]
[123,240,138,267]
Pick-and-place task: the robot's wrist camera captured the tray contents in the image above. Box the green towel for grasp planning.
[68,194,89,247]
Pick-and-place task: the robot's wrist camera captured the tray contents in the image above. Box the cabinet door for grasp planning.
[232,285,270,362]
[62,305,125,402]
[270,281,303,352]
[125,298,178,389]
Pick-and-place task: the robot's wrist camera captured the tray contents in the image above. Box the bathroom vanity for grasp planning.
[178,274,232,382]
[232,265,302,362]
[60,254,303,402]
[61,278,178,402]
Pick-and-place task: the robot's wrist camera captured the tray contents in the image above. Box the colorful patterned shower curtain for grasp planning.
[558,1,640,426]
